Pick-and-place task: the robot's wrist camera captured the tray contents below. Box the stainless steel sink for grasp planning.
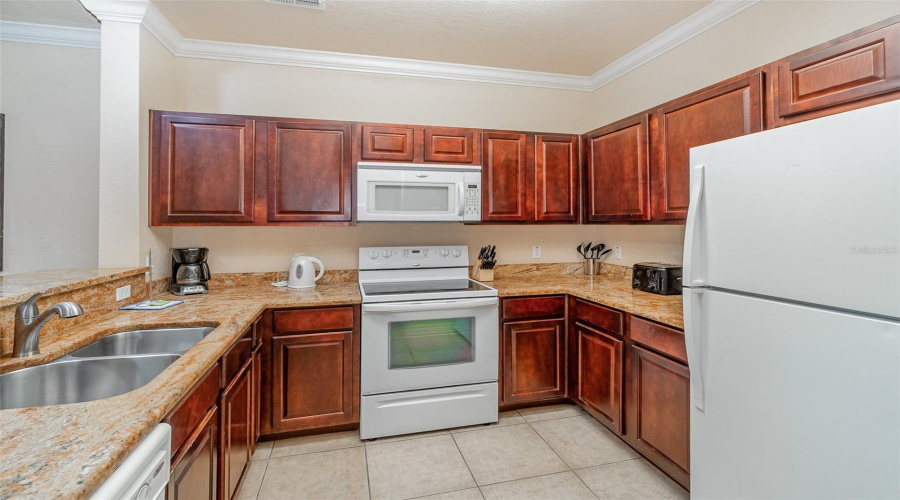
[68,327,215,357]
[0,354,181,410]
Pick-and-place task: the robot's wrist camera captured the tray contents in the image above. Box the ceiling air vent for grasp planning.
[265,0,324,10]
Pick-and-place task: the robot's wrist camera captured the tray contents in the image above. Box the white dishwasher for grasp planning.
[91,423,171,500]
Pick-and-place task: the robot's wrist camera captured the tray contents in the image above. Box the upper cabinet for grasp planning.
[357,123,481,165]
[583,114,651,222]
[266,120,354,223]
[652,72,763,220]
[534,134,579,223]
[481,131,579,224]
[482,131,529,222]
[772,19,900,126]
[150,112,257,225]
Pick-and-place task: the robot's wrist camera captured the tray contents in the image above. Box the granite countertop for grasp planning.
[0,272,681,499]
[0,268,148,308]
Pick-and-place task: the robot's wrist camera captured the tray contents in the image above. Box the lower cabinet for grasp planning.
[219,362,253,500]
[624,344,690,489]
[501,318,567,404]
[169,406,218,500]
[572,323,623,433]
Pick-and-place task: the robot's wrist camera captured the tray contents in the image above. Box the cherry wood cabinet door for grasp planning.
[423,127,477,163]
[169,406,218,500]
[584,114,651,222]
[502,318,566,404]
[359,124,415,162]
[482,132,529,222]
[775,21,900,122]
[151,112,256,224]
[219,362,252,500]
[270,330,354,432]
[625,345,690,489]
[266,120,353,223]
[653,73,763,220]
[573,322,623,434]
[534,134,579,222]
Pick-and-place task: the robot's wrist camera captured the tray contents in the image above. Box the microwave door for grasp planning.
[358,169,466,221]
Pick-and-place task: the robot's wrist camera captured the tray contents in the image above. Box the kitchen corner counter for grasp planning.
[490,274,684,329]
[0,282,360,500]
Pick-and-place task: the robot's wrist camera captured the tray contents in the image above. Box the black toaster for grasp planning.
[632,262,683,295]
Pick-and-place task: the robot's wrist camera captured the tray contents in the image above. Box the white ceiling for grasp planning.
[0,0,98,28]
[150,0,711,76]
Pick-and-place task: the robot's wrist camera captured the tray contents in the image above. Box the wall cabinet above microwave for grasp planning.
[357,122,482,165]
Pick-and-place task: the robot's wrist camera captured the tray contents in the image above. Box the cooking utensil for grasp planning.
[590,243,601,259]
[584,242,592,258]
[577,243,584,258]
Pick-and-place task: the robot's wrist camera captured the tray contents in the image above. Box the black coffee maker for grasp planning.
[170,248,211,295]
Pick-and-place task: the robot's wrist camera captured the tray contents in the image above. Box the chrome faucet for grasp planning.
[13,292,84,358]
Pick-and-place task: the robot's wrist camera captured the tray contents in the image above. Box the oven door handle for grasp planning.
[363,297,498,313]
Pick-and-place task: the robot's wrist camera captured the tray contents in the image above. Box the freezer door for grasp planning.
[685,101,900,318]
[685,288,900,499]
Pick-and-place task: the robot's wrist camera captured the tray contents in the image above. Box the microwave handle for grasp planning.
[457,182,465,216]
[363,297,498,313]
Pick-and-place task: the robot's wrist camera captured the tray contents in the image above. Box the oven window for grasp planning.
[389,317,474,369]
[373,185,451,212]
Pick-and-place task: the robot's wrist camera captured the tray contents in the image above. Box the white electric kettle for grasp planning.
[288,253,325,289]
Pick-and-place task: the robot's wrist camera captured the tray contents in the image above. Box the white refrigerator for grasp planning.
[684,100,900,499]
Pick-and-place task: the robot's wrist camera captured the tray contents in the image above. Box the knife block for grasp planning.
[473,267,494,282]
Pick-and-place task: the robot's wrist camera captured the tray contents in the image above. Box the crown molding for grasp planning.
[80,0,149,23]
[587,0,760,90]
[4,0,759,92]
[0,20,100,49]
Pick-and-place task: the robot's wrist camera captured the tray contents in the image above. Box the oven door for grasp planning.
[361,297,499,395]
[357,166,466,221]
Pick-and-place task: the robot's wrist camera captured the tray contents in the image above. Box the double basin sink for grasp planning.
[0,327,215,411]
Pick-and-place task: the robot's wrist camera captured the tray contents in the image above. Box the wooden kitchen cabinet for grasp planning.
[502,318,567,404]
[219,361,252,500]
[773,19,900,126]
[359,124,416,161]
[150,111,257,225]
[624,344,690,489]
[572,322,623,434]
[356,123,480,165]
[482,131,529,222]
[266,120,354,223]
[169,406,218,500]
[583,114,651,222]
[534,134,579,222]
[423,127,478,163]
[653,72,763,220]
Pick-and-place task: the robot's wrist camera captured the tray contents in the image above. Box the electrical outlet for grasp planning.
[613,246,622,260]
[116,285,131,301]
[532,246,542,258]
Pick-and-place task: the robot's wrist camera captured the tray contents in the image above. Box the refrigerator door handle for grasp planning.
[684,287,707,411]
[683,164,705,286]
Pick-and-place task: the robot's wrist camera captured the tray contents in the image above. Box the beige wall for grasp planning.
[588,0,900,129]
[139,28,181,278]
[0,41,100,273]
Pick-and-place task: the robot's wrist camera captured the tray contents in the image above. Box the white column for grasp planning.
[80,0,148,267]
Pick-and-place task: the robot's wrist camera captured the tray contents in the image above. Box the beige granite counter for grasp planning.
[0,268,147,309]
[0,267,680,499]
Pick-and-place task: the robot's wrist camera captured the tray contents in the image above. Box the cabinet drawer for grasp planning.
[574,299,623,336]
[630,316,687,364]
[502,296,565,320]
[165,363,220,457]
[221,328,253,388]
[273,307,354,334]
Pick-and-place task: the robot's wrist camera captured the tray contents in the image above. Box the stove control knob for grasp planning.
[452,249,462,257]
[440,249,450,257]
[382,249,392,258]
[369,251,379,260]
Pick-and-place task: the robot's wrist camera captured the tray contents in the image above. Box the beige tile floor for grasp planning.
[238,404,689,500]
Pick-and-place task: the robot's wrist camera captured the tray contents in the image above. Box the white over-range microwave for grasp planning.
[357,162,482,222]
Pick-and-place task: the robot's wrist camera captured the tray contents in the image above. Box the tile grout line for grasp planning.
[523,410,602,499]
[448,427,481,493]
[249,458,270,500]
[364,444,373,500]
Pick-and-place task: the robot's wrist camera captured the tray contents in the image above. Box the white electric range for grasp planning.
[358,245,499,439]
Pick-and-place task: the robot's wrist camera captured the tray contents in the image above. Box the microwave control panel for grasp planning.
[463,171,481,221]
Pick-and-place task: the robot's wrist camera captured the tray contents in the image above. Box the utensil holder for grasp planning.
[473,267,494,282]
[582,258,600,276]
